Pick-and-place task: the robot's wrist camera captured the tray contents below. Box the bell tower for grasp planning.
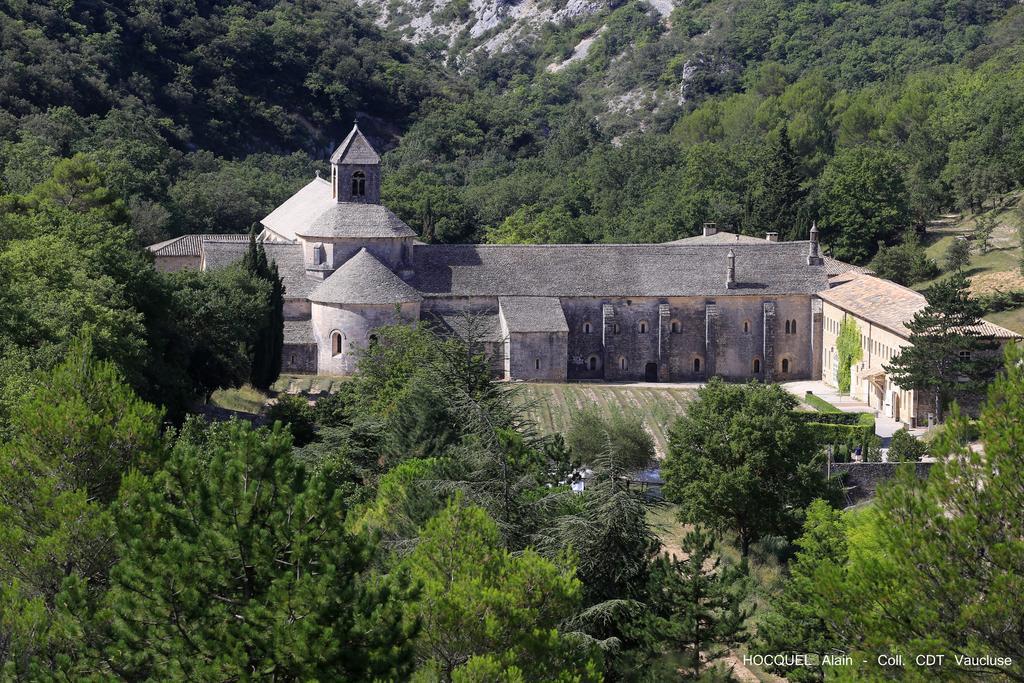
[330,122,381,204]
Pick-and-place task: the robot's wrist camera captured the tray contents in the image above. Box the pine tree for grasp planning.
[644,527,750,679]
[105,421,418,680]
[745,127,804,239]
[0,335,163,675]
[884,273,1000,420]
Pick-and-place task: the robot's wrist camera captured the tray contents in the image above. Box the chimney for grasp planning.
[807,221,823,265]
[703,222,718,237]
[765,232,779,242]
[726,249,736,289]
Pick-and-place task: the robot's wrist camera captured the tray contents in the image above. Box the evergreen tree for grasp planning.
[943,236,971,272]
[242,231,283,391]
[400,499,599,681]
[884,273,1000,420]
[644,527,750,679]
[105,421,417,680]
[745,127,804,239]
[754,500,849,682]
[816,347,1024,680]
[0,335,163,675]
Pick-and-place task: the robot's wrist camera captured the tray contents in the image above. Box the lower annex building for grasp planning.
[149,124,1019,423]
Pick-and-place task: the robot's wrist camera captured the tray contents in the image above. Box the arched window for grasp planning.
[784,320,791,334]
[693,357,701,373]
[535,358,540,370]
[290,353,296,365]
[781,358,790,373]
[671,320,681,334]
[743,320,751,334]
[638,321,648,334]
[589,356,598,371]
[583,321,592,334]
[351,171,366,197]
[790,320,797,335]
[619,356,627,370]
[753,358,761,373]
[331,331,343,356]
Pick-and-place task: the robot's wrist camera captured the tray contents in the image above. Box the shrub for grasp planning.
[266,394,316,446]
[887,428,928,462]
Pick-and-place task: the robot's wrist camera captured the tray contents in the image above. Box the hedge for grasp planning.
[804,413,876,456]
[803,391,842,413]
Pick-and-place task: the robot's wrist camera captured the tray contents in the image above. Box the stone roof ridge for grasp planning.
[309,248,422,305]
[330,123,381,165]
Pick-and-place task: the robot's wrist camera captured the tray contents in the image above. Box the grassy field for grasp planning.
[209,384,269,414]
[915,194,1024,334]
[513,382,696,457]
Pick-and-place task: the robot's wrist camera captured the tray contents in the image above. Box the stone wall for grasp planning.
[508,331,568,381]
[828,461,933,506]
[153,255,199,272]
[312,301,420,375]
[282,343,317,373]
[563,294,818,382]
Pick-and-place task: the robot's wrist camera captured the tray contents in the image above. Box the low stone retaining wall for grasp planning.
[827,461,933,506]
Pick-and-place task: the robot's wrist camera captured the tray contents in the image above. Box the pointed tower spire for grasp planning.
[329,122,381,204]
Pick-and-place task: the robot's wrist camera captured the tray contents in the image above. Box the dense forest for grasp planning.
[2,0,1024,679]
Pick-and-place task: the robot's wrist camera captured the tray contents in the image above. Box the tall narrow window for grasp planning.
[693,357,701,373]
[583,321,592,334]
[791,320,797,334]
[782,358,790,373]
[671,321,681,334]
[620,357,627,370]
[753,358,761,373]
[613,323,620,334]
[589,356,598,371]
[535,358,540,370]
[785,320,791,334]
[743,320,750,334]
[639,321,648,334]
[351,171,366,197]
[331,331,343,356]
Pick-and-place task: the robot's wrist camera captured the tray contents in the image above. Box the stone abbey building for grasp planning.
[149,124,1017,400]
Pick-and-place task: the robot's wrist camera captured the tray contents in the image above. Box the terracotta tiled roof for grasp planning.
[818,273,1020,339]
[148,233,250,257]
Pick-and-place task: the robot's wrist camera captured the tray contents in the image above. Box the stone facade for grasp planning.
[162,123,1018,387]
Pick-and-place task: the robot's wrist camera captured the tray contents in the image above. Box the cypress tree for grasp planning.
[745,127,804,238]
[242,231,284,390]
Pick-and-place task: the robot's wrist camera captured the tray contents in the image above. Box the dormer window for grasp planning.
[351,171,366,197]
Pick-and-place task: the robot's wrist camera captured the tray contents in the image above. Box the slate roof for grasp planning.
[283,319,315,344]
[427,310,505,342]
[499,297,569,333]
[330,124,381,165]
[410,243,829,297]
[199,240,317,299]
[668,231,766,245]
[260,177,335,242]
[148,233,250,257]
[818,273,1019,339]
[300,202,416,239]
[309,248,422,305]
